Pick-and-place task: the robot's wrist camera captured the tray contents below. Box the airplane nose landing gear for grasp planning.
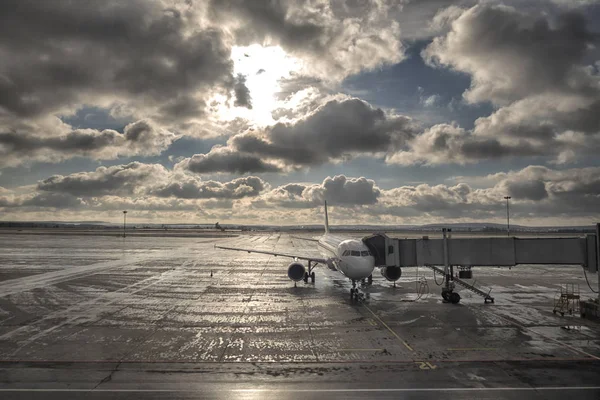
[350,280,367,301]
[350,280,362,301]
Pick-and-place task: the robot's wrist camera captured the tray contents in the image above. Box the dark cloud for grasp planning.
[233,74,253,109]
[22,192,84,209]
[176,146,283,174]
[402,4,600,165]
[0,120,175,167]
[501,179,548,201]
[423,4,595,105]
[231,98,417,166]
[38,162,168,197]
[0,0,234,125]
[152,176,267,199]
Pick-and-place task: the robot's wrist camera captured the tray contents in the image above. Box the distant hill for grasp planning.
[0,220,595,233]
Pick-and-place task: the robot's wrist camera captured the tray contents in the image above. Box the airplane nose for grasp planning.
[347,258,375,280]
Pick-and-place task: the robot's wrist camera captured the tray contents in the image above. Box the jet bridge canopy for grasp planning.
[363,231,598,272]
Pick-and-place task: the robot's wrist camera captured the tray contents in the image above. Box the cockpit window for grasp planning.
[361,250,371,256]
[350,250,360,256]
[342,250,350,256]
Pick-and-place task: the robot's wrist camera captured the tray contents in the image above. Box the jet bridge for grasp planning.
[363,223,599,304]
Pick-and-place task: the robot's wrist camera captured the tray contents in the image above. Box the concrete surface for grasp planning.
[0,232,599,399]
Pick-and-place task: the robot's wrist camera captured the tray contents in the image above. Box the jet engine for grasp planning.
[380,266,402,282]
[287,262,306,282]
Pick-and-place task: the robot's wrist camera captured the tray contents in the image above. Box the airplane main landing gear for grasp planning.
[303,261,316,284]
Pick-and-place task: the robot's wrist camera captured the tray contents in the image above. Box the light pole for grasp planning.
[123,210,127,238]
[503,196,511,237]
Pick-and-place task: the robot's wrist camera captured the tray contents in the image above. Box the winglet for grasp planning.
[324,200,330,233]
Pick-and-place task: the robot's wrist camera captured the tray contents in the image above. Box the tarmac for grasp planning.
[0,232,599,399]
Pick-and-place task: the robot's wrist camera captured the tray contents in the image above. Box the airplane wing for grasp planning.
[215,245,327,264]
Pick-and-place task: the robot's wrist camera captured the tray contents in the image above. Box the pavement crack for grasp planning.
[94,361,121,389]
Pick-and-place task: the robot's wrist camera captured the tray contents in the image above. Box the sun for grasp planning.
[223,45,303,126]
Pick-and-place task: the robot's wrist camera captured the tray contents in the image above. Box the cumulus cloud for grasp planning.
[229,98,417,168]
[0,0,234,125]
[387,123,544,165]
[254,175,381,208]
[151,176,268,199]
[0,120,176,167]
[38,162,169,197]
[233,74,253,109]
[3,166,600,225]
[423,4,594,105]
[35,161,268,202]
[390,4,600,165]
[176,146,283,174]
[208,0,404,81]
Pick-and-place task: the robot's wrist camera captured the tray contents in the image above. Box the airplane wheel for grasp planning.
[441,291,449,301]
[449,292,461,304]
[303,272,309,283]
[310,272,315,283]
[368,274,373,285]
[350,288,355,299]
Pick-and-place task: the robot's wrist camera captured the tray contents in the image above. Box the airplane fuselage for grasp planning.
[317,233,375,280]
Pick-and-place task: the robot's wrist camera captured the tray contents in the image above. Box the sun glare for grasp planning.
[221,45,303,126]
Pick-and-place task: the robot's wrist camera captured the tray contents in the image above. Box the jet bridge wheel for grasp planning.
[449,292,461,304]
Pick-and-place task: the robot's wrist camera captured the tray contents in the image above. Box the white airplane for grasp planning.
[215,202,402,300]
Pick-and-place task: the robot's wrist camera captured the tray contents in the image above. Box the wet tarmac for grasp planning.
[0,232,599,399]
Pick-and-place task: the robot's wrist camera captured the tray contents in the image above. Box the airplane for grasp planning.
[215,201,402,300]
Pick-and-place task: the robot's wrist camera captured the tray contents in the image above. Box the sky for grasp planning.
[1,0,600,226]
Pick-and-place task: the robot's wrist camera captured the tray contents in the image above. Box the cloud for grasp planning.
[233,74,252,109]
[387,123,545,165]
[388,4,600,165]
[0,119,176,167]
[0,0,236,126]
[176,146,283,174]
[208,0,404,81]
[3,166,600,225]
[254,175,381,208]
[38,162,169,197]
[423,4,594,105]
[22,192,85,209]
[151,176,268,199]
[230,98,417,167]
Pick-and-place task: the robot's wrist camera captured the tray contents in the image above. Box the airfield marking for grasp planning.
[447,347,499,351]
[1,387,599,393]
[361,304,414,352]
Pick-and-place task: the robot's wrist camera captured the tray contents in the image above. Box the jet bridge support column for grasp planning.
[441,228,459,303]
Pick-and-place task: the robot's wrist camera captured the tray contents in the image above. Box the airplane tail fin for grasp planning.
[324,201,330,233]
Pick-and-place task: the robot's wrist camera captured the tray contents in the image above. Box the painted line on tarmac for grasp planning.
[335,348,385,352]
[0,357,597,364]
[447,348,499,351]
[361,304,414,352]
[0,387,599,393]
